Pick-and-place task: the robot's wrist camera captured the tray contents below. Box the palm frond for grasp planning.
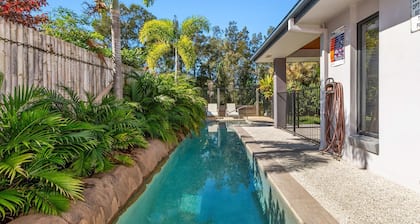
[146,42,171,70]
[33,170,84,200]
[112,153,135,166]
[1,86,44,116]
[181,16,210,38]
[177,35,196,70]
[0,189,25,219]
[27,190,70,215]
[0,153,33,182]
[139,19,174,44]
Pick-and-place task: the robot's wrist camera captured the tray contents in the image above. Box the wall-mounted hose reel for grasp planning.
[321,78,345,159]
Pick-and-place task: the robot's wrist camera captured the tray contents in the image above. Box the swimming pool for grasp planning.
[116,122,269,224]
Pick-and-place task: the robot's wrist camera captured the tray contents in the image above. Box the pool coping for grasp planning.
[234,127,338,224]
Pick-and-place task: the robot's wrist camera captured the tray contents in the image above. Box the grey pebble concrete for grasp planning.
[234,125,420,224]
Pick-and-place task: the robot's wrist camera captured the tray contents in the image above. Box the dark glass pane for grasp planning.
[359,14,379,136]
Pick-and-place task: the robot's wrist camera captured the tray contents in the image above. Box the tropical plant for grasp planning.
[0,86,91,220]
[258,73,273,100]
[162,74,207,135]
[93,0,155,99]
[124,72,206,143]
[286,62,320,90]
[286,62,320,118]
[124,72,177,143]
[194,22,264,105]
[139,16,210,79]
[43,7,109,58]
[92,2,156,48]
[42,86,147,176]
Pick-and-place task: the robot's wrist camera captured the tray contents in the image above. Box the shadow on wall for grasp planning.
[349,138,371,169]
[343,108,371,169]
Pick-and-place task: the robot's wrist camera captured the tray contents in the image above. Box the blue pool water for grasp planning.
[117,122,269,224]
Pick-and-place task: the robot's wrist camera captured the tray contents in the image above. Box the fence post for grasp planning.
[256,89,259,116]
[292,90,297,134]
[297,90,300,128]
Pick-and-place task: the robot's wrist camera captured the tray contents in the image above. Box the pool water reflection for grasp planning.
[117,122,269,224]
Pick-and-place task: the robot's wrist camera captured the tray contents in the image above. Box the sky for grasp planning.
[43,0,299,36]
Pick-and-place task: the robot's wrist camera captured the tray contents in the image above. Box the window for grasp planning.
[358,13,379,138]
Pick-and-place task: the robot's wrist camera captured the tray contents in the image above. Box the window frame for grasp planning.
[357,12,379,138]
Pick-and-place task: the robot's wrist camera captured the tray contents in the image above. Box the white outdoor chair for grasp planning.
[225,103,239,117]
[206,103,219,117]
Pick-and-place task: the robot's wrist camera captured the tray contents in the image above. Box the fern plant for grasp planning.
[125,72,178,144]
[124,72,206,142]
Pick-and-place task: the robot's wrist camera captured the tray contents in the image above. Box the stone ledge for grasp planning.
[10,139,175,224]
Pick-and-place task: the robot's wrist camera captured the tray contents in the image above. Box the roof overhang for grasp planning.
[252,0,360,63]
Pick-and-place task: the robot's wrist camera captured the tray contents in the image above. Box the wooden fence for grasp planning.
[0,17,135,98]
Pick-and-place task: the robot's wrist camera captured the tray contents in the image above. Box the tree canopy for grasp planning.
[0,0,48,27]
[139,16,209,73]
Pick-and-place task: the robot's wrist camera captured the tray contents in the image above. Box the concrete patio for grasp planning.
[234,125,420,224]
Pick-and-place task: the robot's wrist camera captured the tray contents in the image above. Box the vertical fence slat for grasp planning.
[93,53,98,95]
[83,51,89,95]
[41,34,46,88]
[53,36,58,90]
[4,19,9,94]
[0,18,6,94]
[65,42,71,88]
[27,27,34,86]
[10,21,17,92]
[0,19,135,98]
[56,36,61,87]
[36,30,43,87]
[17,23,25,86]
[73,43,77,93]
[76,45,81,97]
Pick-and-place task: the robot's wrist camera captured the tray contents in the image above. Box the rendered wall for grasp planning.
[323,0,420,193]
[376,0,420,193]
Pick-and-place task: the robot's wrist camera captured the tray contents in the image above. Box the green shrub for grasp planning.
[0,86,89,219]
[43,87,148,177]
[124,72,206,143]
[0,72,206,220]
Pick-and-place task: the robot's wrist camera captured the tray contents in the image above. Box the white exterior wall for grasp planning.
[377,0,420,193]
[322,0,420,192]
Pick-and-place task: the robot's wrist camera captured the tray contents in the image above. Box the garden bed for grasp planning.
[10,139,176,224]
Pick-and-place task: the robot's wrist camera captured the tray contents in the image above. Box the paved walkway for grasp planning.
[234,125,420,224]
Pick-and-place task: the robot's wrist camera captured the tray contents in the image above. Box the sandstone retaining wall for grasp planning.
[10,139,175,224]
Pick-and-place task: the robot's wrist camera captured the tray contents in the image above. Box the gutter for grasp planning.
[251,0,320,62]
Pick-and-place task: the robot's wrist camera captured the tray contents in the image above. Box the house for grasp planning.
[252,0,420,193]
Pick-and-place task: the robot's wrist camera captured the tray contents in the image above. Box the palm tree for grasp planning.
[139,15,209,80]
[95,0,155,99]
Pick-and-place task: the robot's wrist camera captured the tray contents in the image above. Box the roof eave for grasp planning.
[251,0,320,62]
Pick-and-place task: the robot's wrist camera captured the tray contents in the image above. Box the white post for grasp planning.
[319,28,329,149]
[273,58,287,128]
